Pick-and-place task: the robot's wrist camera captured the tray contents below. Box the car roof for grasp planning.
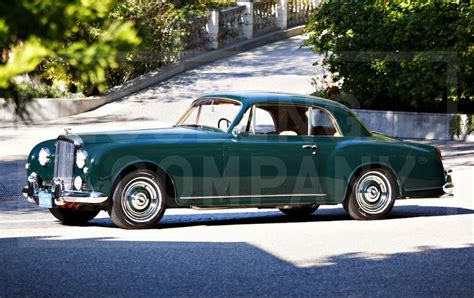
[199,91,372,137]
[198,91,349,111]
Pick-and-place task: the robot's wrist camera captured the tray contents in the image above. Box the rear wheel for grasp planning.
[279,206,319,217]
[109,170,166,229]
[49,208,99,225]
[344,168,397,220]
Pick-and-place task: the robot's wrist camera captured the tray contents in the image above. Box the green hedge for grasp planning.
[304,0,474,113]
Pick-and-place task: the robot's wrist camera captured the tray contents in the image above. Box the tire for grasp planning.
[343,168,397,220]
[109,170,166,229]
[279,205,319,217]
[49,208,99,226]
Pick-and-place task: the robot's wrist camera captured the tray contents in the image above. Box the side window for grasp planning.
[234,106,276,134]
[254,107,276,134]
[234,104,341,137]
[311,108,340,136]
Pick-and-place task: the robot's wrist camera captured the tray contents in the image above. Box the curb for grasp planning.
[1,26,304,123]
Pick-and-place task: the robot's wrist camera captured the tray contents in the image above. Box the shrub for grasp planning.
[49,0,211,92]
[304,0,474,113]
[0,0,140,118]
[104,1,188,88]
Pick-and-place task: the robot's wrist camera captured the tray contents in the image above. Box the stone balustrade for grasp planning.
[288,0,319,27]
[181,0,319,54]
[218,6,247,47]
[181,16,210,57]
[253,0,278,35]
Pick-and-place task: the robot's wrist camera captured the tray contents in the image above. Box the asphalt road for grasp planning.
[0,162,472,296]
[1,35,473,296]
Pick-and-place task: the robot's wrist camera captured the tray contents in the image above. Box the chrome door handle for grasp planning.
[302,144,319,155]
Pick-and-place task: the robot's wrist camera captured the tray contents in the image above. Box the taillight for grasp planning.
[435,146,443,160]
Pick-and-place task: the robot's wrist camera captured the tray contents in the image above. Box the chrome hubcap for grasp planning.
[122,177,162,223]
[355,171,392,215]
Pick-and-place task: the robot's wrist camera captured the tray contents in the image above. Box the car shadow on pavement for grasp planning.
[84,204,474,230]
[389,204,474,219]
[159,205,474,229]
[0,236,472,296]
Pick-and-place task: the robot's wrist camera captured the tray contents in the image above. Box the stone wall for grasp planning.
[353,109,473,141]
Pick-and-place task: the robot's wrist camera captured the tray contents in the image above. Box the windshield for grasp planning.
[176,98,242,131]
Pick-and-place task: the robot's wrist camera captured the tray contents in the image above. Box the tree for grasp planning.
[304,0,474,113]
[0,0,140,119]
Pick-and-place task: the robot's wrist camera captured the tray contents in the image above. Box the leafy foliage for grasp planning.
[304,0,474,113]
[105,1,189,88]
[450,113,474,137]
[0,0,140,118]
[0,0,238,117]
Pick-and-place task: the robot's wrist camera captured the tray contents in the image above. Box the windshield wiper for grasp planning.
[175,124,223,132]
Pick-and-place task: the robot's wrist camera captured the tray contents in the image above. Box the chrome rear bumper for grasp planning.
[443,169,454,195]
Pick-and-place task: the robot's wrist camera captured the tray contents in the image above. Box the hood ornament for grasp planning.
[64,127,72,135]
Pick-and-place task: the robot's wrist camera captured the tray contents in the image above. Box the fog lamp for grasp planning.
[74,176,83,191]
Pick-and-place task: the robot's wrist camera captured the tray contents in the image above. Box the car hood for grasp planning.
[60,127,223,145]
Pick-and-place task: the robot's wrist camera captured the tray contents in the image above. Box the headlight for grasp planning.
[75,149,88,169]
[38,148,51,166]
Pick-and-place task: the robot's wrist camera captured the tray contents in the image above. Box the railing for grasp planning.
[218,6,246,46]
[178,0,320,56]
[288,0,317,27]
[253,0,278,35]
[182,16,210,57]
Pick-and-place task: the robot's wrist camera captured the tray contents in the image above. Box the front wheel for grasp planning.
[109,170,166,229]
[49,208,100,226]
[344,168,397,220]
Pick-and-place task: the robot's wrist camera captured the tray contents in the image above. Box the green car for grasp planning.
[22,92,453,229]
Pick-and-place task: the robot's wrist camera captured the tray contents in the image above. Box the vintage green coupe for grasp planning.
[23,92,453,229]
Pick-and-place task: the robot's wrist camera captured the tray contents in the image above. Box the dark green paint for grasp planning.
[26,92,447,208]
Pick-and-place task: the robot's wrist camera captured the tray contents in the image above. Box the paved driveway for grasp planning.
[0,35,473,296]
[0,146,472,296]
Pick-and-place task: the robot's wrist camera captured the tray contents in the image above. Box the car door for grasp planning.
[222,103,330,206]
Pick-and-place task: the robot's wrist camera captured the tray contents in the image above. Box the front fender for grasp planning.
[26,139,57,184]
[85,142,182,199]
[84,143,148,196]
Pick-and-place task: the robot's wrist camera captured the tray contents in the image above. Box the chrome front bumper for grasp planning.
[442,169,454,195]
[23,172,108,206]
[22,186,108,206]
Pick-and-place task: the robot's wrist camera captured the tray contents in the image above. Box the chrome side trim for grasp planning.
[404,186,444,192]
[180,193,327,200]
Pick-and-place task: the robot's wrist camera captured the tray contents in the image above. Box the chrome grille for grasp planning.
[54,140,75,191]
